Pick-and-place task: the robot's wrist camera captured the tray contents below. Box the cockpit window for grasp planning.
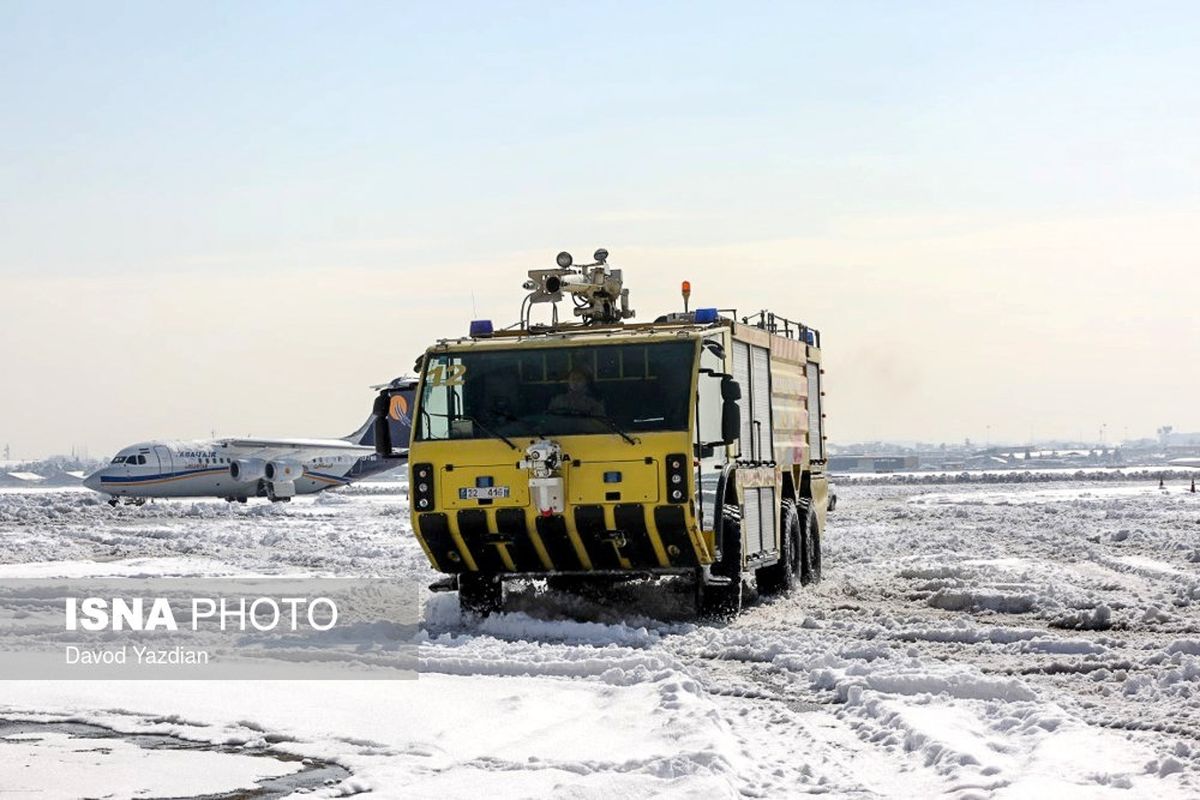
[111,456,126,464]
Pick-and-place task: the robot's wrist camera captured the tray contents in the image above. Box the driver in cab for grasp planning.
[549,368,605,417]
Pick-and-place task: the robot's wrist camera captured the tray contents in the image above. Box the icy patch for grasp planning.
[0,729,299,798]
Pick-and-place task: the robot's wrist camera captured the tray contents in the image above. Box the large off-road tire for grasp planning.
[697,573,743,620]
[799,500,821,585]
[756,499,800,595]
[697,504,744,619]
[459,573,505,617]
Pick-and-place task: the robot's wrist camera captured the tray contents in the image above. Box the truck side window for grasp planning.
[697,341,724,449]
[732,341,752,456]
[418,355,457,440]
[696,336,727,532]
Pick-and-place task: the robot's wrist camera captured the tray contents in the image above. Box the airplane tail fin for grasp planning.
[346,378,418,456]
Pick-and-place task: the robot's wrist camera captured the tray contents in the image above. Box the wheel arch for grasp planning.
[711,464,742,575]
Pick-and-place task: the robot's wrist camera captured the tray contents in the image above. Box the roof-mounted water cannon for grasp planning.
[521,248,635,326]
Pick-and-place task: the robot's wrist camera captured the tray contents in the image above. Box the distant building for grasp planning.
[1161,431,1200,455]
[828,455,920,473]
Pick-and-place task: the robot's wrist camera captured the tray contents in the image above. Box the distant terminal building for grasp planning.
[1161,431,1200,457]
[828,454,919,473]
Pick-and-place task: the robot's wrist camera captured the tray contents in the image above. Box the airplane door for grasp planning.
[153,445,173,476]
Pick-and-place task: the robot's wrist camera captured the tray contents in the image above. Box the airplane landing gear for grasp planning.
[109,497,146,507]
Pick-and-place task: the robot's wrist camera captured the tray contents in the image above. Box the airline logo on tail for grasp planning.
[389,394,411,425]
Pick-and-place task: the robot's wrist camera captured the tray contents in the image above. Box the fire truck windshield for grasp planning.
[415,341,696,442]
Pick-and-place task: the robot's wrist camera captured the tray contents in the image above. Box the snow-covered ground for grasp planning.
[0,480,1197,798]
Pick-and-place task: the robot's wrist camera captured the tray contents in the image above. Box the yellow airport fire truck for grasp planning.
[385,249,831,617]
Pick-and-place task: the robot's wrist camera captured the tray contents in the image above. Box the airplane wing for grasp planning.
[219,437,375,455]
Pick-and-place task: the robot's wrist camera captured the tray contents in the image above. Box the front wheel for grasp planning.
[698,504,744,619]
[459,573,505,617]
[696,571,743,620]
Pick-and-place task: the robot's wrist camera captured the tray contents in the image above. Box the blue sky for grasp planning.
[2,2,1198,455]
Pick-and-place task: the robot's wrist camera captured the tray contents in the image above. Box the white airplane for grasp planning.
[83,379,416,505]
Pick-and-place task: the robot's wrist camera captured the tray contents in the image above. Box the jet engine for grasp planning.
[229,458,267,483]
[265,460,304,482]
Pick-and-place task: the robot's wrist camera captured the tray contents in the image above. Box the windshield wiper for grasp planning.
[426,412,518,450]
[547,409,639,445]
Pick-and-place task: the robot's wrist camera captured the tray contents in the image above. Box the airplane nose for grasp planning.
[82,471,103,492]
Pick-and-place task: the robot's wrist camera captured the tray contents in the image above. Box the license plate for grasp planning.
[458,486,510,500]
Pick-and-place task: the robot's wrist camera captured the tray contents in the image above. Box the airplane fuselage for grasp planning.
[84,440,396,501]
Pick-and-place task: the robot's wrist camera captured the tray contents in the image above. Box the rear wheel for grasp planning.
[799,501,821,585]
[459,572,505,617]
[756,499,800,595]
